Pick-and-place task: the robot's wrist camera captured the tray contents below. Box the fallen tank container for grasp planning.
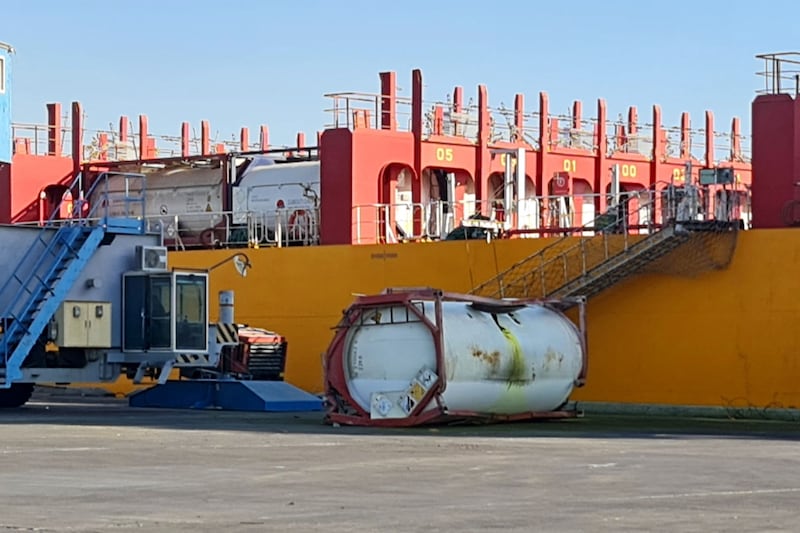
[323,288,587,427]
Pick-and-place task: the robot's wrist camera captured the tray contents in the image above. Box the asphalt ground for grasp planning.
[1,389,799,532]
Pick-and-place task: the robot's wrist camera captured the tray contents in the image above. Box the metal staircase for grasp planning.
[471,188,739,301]
[0,172,146,387]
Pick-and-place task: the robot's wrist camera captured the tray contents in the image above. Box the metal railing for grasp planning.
[323,92,414,131]
[756,52,800,95]
[321,91,751,164]
[470,184,736,299]
[142,207,321,250]
[22,184,750,250]
[24,181,749,249]
[351,187,751,245]
[11,121,314,161]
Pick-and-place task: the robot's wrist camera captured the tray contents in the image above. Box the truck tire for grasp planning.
[0,383,35,408]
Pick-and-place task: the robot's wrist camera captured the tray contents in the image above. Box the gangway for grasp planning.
[471,186,740,302]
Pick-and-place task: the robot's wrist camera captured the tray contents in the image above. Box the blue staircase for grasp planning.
[0,225,106,385]
[0,171,147,387]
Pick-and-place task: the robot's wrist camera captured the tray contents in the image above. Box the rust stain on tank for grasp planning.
[470,346,501,373]
[542,348,565,371]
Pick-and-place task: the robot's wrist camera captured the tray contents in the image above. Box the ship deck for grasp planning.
[1,389,798,532]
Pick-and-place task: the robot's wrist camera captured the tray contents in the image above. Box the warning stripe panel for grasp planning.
[216,322,239,344]
[174,353,212,366]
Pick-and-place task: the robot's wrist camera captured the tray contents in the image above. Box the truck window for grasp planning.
[175,274,207,351]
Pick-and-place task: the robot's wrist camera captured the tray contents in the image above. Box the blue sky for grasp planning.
[3,0,799,147]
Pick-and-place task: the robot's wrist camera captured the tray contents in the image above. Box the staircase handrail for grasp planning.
[70,172,147,225]
[471,187,673,297]
[0,171,137,321]
[0,225,77,366]
[0,171,89,313]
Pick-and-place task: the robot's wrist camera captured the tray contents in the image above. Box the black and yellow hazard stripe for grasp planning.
[174,353,211,365]
[216,322,239,344]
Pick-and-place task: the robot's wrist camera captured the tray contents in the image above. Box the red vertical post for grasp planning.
[547,117,560,148]
[615,124,626,153]
[628,106,638,139]
[572,100,582,130]
[705,110,714,168]
[118,115,129,160]
[379,71,397,131]
[452,86,464,137]
[433,106,444,136]
[260,126,269,151]
[119,116,129,144]
[453,86,463,112]
[731,117,742,161]
[71,102,83,177]
[201,120,210,155]
[46,103,62,157]
[138,115,148,160]
[147,137,157,158]
[514,94,524,143]
[596,99,608,212]
[411,69,422,191]
[680,112,691,160]
[98,132,108,161]
[476,84,490,213]
[537,92,549,200]
[240,127,250,152]
[181,122,190,157]
[411,69,424,218]
[652,105,664,183]
[297,132,306,156]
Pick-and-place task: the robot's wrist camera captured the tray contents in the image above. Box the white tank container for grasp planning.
[337,298,585,421]
[232,160,320,223]
[91,158,320,244]
[94,166,225,238]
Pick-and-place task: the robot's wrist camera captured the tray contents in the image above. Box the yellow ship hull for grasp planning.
[152,229,798,411]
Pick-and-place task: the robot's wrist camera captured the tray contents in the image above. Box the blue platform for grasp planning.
[128,379,323,412]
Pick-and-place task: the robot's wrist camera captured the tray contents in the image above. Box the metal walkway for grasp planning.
[471,189,740,302]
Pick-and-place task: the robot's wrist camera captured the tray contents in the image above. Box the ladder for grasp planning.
[471,192,738,301]
[0,172,146,387]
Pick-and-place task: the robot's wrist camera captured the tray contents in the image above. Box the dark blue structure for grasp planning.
[128,379,323,412]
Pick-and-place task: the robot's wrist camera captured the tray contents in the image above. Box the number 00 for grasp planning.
[621,164,637,178]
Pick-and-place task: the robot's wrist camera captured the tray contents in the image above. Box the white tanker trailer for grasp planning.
[324,288,588,427]
[89,155,320,248]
